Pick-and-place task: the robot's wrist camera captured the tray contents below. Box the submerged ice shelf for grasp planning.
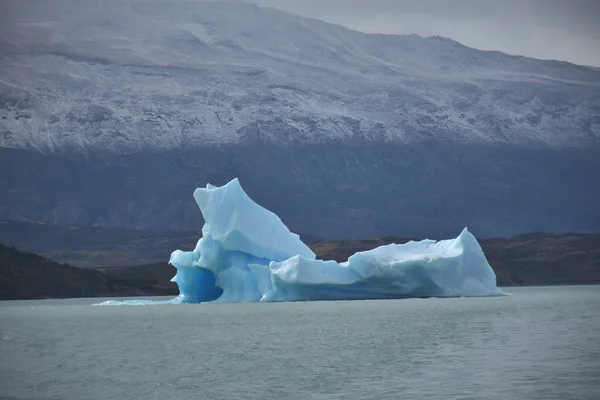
[100,178,505,305]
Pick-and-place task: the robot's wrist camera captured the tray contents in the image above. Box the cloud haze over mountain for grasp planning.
[246,0,600,67]
[1,0,597,66]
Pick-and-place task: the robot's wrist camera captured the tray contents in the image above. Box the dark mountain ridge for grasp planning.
[2,142,599,239]
[0,243,177,300]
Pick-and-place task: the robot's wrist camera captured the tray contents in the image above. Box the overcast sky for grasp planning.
[246,0,600,67]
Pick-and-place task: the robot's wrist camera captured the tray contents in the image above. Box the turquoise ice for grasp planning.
[164,178,505,303]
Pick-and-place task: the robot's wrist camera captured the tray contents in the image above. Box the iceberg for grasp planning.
[162,178,505,304]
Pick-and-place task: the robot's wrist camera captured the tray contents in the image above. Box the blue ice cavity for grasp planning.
[98,178,505,306]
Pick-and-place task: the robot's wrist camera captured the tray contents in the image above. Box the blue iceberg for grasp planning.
[163,178,505,303]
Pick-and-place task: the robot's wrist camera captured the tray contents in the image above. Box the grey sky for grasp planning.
[246,0,600,66]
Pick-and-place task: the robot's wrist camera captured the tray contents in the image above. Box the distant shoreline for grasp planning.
[1,219,599,300]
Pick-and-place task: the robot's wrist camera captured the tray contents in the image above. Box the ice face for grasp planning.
[193,178,315,261]
[163,178,505,304]
[263,228,504,302]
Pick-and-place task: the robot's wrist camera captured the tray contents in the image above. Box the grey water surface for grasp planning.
[1,286,599,400]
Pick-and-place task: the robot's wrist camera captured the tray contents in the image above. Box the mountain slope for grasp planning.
[1,0,599,153]
[1,0,599,238]
[2,143,599,238]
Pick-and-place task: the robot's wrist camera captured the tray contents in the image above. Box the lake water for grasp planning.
[1,286,599,400]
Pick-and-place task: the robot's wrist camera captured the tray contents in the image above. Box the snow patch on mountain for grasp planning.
[0,0,599,153]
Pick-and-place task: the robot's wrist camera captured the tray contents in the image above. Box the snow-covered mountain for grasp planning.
[1,0,599,153]
[1,0,599,239]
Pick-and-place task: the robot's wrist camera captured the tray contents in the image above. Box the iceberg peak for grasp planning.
[193,178,315,261]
